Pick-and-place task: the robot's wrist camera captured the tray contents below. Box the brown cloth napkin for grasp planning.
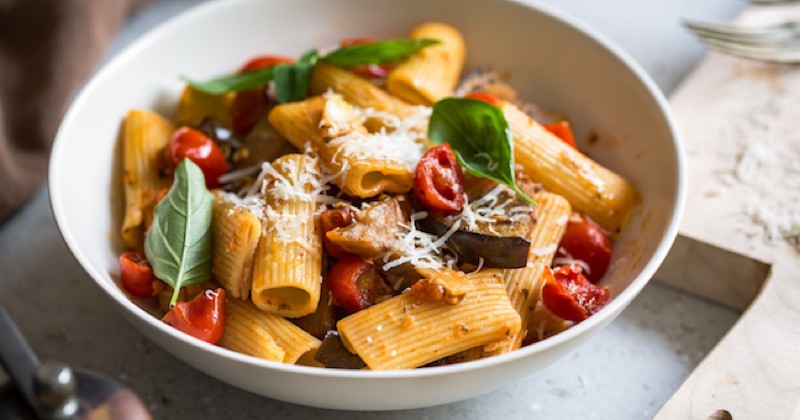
[0,0,150,222]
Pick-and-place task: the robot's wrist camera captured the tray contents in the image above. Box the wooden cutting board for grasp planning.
[653,4,800,419]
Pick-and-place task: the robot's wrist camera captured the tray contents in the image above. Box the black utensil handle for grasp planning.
[0,306,41,413]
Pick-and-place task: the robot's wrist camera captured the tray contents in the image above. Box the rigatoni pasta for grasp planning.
[386,23,466,105]
[120,109,174,249]
[251,154,323,318]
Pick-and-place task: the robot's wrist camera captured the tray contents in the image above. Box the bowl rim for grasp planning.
[48,0,686,379]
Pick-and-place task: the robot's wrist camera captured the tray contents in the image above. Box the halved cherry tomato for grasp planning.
[230,88,266,135]
[163,288,226,344]
[327,257,392,314]
[555,218,611,283]
[465,92,503,107]
[413,143,465,213]
[169,127,228,189]
[320,207,354,260]
[238,55,295,73]
[541,264,609,323]
[338,38,393,79]
[543,121,577,149]
[119,252,159,298]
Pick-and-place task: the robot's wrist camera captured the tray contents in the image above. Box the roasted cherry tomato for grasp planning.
[465,92,503,107]
[543,121,577,149]
[163,288,226,344]
[541,264,609,323]
[320,207,355,260]
[230,88,266,135]
[327,257,392,314]
[555,218,611,283]
[413,144,465,213]
[119,252,159,298]
[338,38,393,79]
[169,127,228,189]
[238,55,295,73]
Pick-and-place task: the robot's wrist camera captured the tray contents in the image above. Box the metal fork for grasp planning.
[684,18,800,63]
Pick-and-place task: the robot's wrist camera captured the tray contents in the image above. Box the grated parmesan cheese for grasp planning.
[456,185,533,234]
[382,212,459,271]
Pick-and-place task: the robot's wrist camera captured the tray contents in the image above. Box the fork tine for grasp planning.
[697,34,800,63]
[684,19,799,43]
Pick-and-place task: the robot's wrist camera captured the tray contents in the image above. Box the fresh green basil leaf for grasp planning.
[428,97,536,206]
[322,38,440,67]
[181,67,275,95]
[273,49,320,103]
[145,159,215,306]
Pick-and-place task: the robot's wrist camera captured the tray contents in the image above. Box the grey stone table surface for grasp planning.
[0,0,746,418]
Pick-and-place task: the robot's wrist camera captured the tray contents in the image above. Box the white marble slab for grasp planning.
[0,0,746,418]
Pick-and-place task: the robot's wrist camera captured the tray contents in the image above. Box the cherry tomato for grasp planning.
[230,55,293,135]
[327,257,391,313]
[543,121,577,149]
[413,144,465,213]
[555,218,611,283]
[163,288,226,344]
[119,252,159,298]
[169,127,228,189]
[230,88,266,135]
[320,207,354,260]
[338,38,393,79]
[238,55,295,73]
[541,264,609,323]
[465,92,503,107]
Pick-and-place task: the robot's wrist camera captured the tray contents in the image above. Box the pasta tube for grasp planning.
[337,269,520,370]
[176,86,234,128]
[386,23,465,105]
[220,299,321,364]
[267,96,415,198]
[210,194,261,299]
[503,102,638,233]
[120,109,174,249]
[250,154,322,318]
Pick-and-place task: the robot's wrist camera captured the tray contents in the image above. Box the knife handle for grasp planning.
[0,306,41,413]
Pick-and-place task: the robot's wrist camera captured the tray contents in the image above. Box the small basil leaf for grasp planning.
[428,97,536,206]
[274,49,320,103]
[145,159,215,306]
[322,38,440,67]
[181,67,275,95]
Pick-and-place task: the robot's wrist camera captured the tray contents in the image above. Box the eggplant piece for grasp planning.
[315,332,366,369]
[418,216,531,268]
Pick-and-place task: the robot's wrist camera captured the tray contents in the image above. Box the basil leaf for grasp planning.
[428,98,536,206]
[322,38,440,67]
[145,159,215,306]
[273,49,320,103]
[181,67,275,95]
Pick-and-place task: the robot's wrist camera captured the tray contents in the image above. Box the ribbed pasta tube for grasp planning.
[176,86,234,128]
[220,299,321,364]
[310,62,416,118]
[250,154,322,318]
[503,103,638,233]
[449,192,571,362]
[337,269,520,370]
[268,96,415,198]
[210,194,262,299]
[120,109,174,249]
[386,23,465,105]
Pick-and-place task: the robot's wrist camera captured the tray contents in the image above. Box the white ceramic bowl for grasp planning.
[49,0,684,410]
